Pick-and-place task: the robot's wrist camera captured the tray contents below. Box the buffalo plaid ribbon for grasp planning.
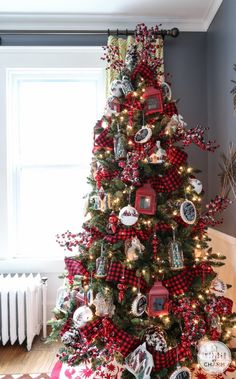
[106,261,147,291]
[65,257,89,277]
[103,318,139,356]
[80,318,139,357]
[153,343,191,370]
[151,167,183,193]
[166,146,187,167]
[132,140,156,154]
[104,224,170,244]
[163,263,213,295]
[94,128,114,150]
[131,62,155,85]
[82,226,104,241]
[104,226,151,243]
[80,318,103,342]
[163,102,178,117]
[80,317,191,366]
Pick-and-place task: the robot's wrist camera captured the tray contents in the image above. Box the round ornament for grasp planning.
[211,277,227,296]
[73,305,93,328]
[134,125,152,144]
[169,365,191,379]
[131,293,147,316]
[119,204,139,226]
[180,200,197,225]
[144,326,167,353]
[161,81,172,101]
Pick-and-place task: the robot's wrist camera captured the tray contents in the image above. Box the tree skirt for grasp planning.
[50,360,124,379]
[0,375,50,379]
[50,360,236,379]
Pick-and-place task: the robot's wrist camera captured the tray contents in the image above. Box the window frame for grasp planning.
[0,46,105,273]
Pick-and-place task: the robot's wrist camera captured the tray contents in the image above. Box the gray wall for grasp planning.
[165,33,208,190]
[207,0,236,237]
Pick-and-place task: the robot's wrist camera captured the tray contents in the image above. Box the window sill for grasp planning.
[0,257,65,273]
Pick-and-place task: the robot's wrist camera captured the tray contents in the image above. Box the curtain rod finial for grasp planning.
[170,27,179,38]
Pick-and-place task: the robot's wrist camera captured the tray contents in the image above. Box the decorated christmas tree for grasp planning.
[49,24,236,379]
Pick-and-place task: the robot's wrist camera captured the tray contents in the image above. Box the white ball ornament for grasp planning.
[189,178,203,194]
[119,204,139,226]
[73,305,93,328]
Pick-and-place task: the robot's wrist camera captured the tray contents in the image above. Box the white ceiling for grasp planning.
[0,0,223,32]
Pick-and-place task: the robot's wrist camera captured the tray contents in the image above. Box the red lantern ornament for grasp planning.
[143,86,163,115]
[135,182,156,215]
[146,280,170,317]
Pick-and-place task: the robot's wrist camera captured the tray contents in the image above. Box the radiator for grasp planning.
[0,273,47,351]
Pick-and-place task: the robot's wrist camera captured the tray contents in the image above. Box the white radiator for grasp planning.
[0,273,47,351]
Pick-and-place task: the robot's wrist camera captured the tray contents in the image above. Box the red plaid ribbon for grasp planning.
[106,261,147,291]
[82,226,105,241]
[81,318,139,357]
[103,318,139,356]
[132,140,156,154]
[166,146,187,167]
[65,257,89,277]
[80,318,191,367]
[163,263,213,295]
[153,344,191,370]
[163,102,178,117]
[104,226,151,243]
[131,62,155,85]
[80,318,103,342]
[151,167,183,193]
[94,128,114,150]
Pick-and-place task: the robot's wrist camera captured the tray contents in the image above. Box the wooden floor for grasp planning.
[0,333,61,375]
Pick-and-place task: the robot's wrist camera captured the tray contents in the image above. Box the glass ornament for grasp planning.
[95,244,108,278]
[114,125,127,160]
[168,228,185,270]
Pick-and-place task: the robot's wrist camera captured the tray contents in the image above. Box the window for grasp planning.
[0,47,105,268]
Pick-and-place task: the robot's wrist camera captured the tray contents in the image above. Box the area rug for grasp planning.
[50,360,236,379]
[0,375,50,379]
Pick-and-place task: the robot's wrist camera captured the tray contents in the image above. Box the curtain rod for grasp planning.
[0,27,179,38]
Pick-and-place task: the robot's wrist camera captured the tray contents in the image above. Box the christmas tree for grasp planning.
[49,24,236,378]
